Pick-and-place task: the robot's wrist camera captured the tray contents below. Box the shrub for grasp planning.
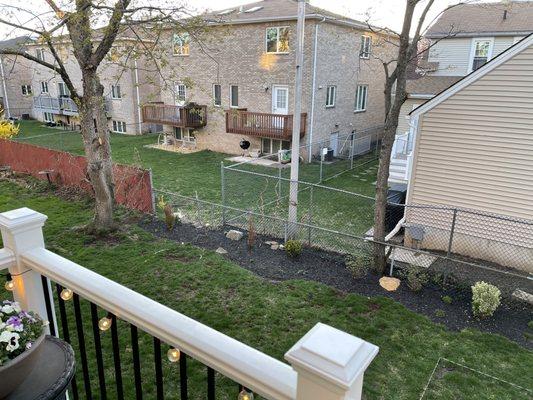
[471,281,501,318]
[442,295,453,305]
[406,266,429,292]
[157,195,176,231]
[435,309,446,318]
[0,118,19,140]
[285,240,302,258]
[528,321,533,330]
[345,250,371,279]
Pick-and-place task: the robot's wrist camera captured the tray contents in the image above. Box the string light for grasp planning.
[167,348,181,362]
[238,389,254,400]
[4,273,14,292]
[98,314,113,331]
[60,288,73,301]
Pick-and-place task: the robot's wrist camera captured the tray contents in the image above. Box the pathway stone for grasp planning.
[379,277,401,291]
[215,247,228,255]
[512,289,533,305]
[226,230,243,241]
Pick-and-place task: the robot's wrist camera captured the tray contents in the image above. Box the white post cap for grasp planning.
[285,323,378,390]
[0,207,48,232]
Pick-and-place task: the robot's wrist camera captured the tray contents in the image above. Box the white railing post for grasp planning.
[285,323,378,400]
[0,207,55,334]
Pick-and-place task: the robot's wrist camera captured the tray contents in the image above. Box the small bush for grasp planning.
[285,240,302,258]
[345,251,371,279]
[157,195,176,231]
[435,309,446,318]
[406,266,429,292]
[442,295,453,305]
[471,281,501,318]
[528,321,533,330]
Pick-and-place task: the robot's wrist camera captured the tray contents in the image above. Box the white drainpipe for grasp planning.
[134,60,142,134]
[307,17,326,162]
[0,57,11,119]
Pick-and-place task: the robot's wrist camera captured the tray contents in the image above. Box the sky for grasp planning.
[0,0,506,39]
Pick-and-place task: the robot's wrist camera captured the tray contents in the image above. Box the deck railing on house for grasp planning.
[225,110,307,140]
[0,208,378,400]
[33,96,111,115]
[142,104,207,128]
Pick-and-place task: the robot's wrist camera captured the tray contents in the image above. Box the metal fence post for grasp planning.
[350,131,356,170]
[308,186,314,246]
[284,220,289,243]
[447,208,458,257]
[220,162,226,227]
[195,191,201,225]
[319,157,323,183]
[278,166,282,202]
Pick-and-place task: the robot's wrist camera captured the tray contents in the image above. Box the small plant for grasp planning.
[345,250,371,279]
[157,195,176,231]
[435,309,446,318]
[442,295,453,305]
[406,266,429,292]
[528,321,533,330]
[0,117,19,140]
[471,281,501,318]
[285,240,302,258]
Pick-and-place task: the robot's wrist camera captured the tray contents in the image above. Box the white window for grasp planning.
[112,120,127,133]
[111,84,122,99]
[360,35,372,59]
[36,48,45,61]
[213,84,221,107]
[266,27,290,53]
[230,85,239,108]
[470,38,493,72]
[173,32,190,56]
[175,83,187,105]
[43,112,54,122]
[355,85,368,112]
[21,85,32,96]
[326,85,336,108]
[40,81,49,94]
[261,138,290,154]
[58,82,70,97]
[174,127,195,142]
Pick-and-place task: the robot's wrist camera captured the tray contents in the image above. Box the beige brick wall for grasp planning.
[158,20,395,156]
[0,55,34,117]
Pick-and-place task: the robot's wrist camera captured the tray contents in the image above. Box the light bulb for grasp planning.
[238,389,254,400]
[60,288,73,301]
[98,316,112,331]
[4,279,14,291]
[167,348,180,362]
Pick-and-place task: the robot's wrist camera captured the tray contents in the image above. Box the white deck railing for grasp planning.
[0,207,378,400]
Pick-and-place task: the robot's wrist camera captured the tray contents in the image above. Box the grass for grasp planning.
[1,179,532,399]
[14,120,378,237]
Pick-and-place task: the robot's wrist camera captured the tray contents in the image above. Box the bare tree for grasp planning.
[0,0,197,232]
[372,0,467,272]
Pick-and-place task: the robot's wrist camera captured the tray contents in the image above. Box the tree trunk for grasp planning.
[79,69,115,231]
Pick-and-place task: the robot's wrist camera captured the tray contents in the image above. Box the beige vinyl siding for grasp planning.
[409,44,533,220]
[396,99,425,136]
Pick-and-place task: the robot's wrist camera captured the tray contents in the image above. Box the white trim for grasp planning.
[213,84,222,107]
[40,81,49,94]
[265,26,290,54]
[111,84,122,99]
[229,84,239,108]
[359,35,372,59]
[133,60,142,134]
[467,37,494,74]
[111,120,127,133]
[411,33,533,118]
[354,84,368,112]
[325,85,336,108]
[408,94,435,100]
[272,84,289,115]
[307,18,324,162]
[174,83,187,106]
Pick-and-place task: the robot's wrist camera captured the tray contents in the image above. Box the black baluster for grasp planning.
[153,337,164,400]
[110,314,124,400]
[179,353,188,400]
[207,367,215,400]
[56,284,79,400]
[130,325,143,399]
[40,275,56,337]
[90,303,107,400]
[73,294,92,399]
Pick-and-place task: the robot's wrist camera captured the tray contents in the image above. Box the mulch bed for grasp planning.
[140,217,533,348]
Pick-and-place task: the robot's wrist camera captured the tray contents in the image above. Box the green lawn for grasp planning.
[14,120,378,237]
[1,179,531,400]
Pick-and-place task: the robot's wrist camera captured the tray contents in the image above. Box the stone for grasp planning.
[265,240,278,245]
[271,243,279,250]
[226,230,243,241]
[512,289,533,305]
[379,277,401,292]
[215,247,228,255]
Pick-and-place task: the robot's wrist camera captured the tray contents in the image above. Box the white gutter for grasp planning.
[308,17,325,162]
[0,57,11,119]
[133,59,142,135]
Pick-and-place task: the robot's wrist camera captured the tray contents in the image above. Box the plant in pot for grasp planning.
[0,300,46,398]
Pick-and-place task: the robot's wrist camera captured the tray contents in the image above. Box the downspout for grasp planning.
[0,57,11,119]
[133,59,142,135]
[307,16,326,162]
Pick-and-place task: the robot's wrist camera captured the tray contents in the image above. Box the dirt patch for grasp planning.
[140,217,533,348]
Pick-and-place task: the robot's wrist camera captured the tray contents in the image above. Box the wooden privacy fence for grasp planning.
[0,139,154,213]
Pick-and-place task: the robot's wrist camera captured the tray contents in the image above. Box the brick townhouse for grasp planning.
[143,0,396,157]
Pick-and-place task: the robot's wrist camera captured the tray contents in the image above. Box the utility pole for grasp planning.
[287,0,306,237]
